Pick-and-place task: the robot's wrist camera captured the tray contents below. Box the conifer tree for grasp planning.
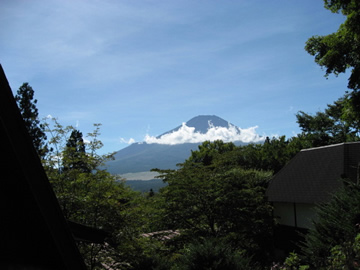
[302,180,360,268]
[15,82,47,157]
[63,129,90,173]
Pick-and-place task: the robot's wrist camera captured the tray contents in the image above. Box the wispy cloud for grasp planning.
[120,137,136,144]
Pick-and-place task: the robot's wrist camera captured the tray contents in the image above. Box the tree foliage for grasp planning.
[296,93,360,146]
[305,0,360,91]
[63,129,91,173]
[326,233,360,270]
[301,181,360,269]
[43,118,154,269]
[187,140,236,166]
[155,140,275,265]
[15,82,47,157]
[173,238,258,270]
[222,136,308,174]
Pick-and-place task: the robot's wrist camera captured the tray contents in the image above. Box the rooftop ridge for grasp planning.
[301,141,360,152]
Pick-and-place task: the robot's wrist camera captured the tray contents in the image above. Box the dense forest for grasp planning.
[14,0,360,269]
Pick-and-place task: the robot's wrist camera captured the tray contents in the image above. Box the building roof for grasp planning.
[0,64,87,269]
[141,230,180,241]
[266,142,360,204]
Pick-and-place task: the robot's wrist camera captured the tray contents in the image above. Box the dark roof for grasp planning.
[68,220,109,244]
[0,64,87,269]
[266,142,360,204]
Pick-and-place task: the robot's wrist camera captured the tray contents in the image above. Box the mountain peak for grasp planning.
[161,115,230,136]
[185,115,231,133]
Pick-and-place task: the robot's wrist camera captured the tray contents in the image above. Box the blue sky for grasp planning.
[0,0,349,154]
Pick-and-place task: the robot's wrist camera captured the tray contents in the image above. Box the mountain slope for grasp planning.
[105,115,248,176]
[106,142,201,174]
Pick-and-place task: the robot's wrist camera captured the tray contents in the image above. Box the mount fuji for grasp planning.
[105,115,264,188]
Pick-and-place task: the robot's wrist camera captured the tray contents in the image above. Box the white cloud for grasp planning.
[120,137,136,144]
[143,122,265,145]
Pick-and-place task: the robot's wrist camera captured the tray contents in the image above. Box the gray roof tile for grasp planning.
[266,142,360,204]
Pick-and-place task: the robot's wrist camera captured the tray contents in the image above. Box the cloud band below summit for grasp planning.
[143,123,265,145]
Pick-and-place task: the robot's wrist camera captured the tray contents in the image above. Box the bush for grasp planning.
[302,181,360,268]
[172,237,258,270]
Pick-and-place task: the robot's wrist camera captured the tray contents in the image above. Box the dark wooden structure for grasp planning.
[0,64,87,269]
[267,142,360,206]
[266,142,360,254]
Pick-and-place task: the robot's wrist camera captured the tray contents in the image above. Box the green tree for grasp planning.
[155,141,274,265]
[43,118,151,269]
[15,82,47,157]
[174,238,258,270]
[223,136,305,174]
[258,136,300,173]
[302,180,360,269]
[342,91,360,137]
[187,140,236,166]
[63,129,91,173]
[305,0,360,91]
[296,94,359,147]
[66,129,86,153]
[326,233,360,270]
[270,252,309,270]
